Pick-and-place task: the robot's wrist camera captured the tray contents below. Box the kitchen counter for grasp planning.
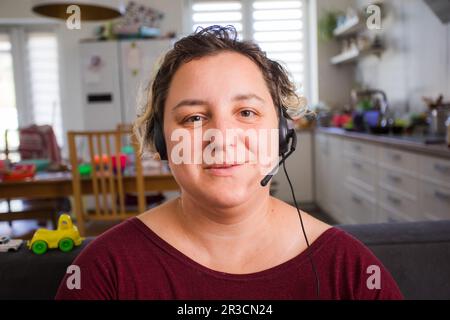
[315,127,450,159]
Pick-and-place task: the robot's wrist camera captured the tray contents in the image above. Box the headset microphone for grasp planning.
[260,128,297,187]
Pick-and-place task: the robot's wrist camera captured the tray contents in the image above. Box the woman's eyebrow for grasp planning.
[171,99,209,112]
[232,93,265,103]
[171,93,266,112]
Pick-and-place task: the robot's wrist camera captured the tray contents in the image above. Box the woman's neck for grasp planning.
[174,192,280,269]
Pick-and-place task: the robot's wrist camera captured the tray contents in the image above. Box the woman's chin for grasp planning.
[196,185,255,208]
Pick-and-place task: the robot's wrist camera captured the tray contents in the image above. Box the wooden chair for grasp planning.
[67,130,146,236]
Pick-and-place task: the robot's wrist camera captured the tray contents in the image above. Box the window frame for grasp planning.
[0,24,63,145]
[184,0,311,103]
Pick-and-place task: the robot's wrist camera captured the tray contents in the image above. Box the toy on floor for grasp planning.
[27,214,84,255]
[0,236,23,252]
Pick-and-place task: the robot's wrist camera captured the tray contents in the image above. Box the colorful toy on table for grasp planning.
[111,153,127,174]
[0,236,23,252]
[1,163,36,181]
[17,159,50,172]
[93,153,110,170]
[77,163,92,176]
[27,214,84,255]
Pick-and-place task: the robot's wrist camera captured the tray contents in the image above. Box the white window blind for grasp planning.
[189,0,306,94]
[0,32,19,160]
[26,32,63,146]
[191,1,243,38]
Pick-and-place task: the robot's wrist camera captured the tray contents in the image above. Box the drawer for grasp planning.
[343,182,377,224]
[419,156,450,188]
[344,156,377,193]
[378,186,420,221]
[344,139,376,160]
[378,204,414,223]
[379,147,419,174]
[420,181,450,221]
[378,167,419,199]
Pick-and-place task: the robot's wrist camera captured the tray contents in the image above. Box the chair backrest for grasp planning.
[67,130,145,236]
[18,125,61,163]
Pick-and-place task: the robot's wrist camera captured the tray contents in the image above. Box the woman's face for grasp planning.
[163,51,278,208]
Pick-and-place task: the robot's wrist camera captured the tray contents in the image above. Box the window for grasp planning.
[0,26,62,158]
[26,32,63,146]
[188,0,308,96]
[0,32,19,161]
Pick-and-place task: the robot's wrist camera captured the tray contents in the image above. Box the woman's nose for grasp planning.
[204,115,239,152]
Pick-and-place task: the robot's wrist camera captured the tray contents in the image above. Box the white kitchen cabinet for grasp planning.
[378,185,420,221]
[343,182,378,224]
[314,131,450,224]
[327,135,345,221]
[314,132,330,212]
[314,134,346,222]
[272,131,314,204]
[418,155,450,221]
[420,181,450,221]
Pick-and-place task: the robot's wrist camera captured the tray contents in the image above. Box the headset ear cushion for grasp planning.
[153,120,168,160]
[278,111,289,155]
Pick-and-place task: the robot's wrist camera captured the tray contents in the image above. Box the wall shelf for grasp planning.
[333,16,363,37]
[330,47,384,65]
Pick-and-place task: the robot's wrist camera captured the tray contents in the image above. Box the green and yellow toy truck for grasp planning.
[27,214,84,255]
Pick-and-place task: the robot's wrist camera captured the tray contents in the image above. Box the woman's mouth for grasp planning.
[203,163,245,176]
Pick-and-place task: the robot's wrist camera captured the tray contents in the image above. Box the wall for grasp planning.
[309,0,356,108]
[356,0,450,114]
[0,0,185,155]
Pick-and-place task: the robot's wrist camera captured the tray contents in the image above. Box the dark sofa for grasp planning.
[1,220,450,300]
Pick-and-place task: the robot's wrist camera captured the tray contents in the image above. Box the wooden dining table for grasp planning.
[0,169,179,199]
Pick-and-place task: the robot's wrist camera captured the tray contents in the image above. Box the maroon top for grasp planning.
[56,218,403,300]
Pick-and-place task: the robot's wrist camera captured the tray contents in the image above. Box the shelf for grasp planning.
[330,47,384,65]
[333,16,363,37]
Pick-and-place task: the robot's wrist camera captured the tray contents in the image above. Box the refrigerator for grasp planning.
[80,39,173,130]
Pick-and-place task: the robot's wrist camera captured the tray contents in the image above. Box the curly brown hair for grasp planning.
[134,25,306,155]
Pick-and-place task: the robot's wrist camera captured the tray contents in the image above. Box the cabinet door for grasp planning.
[328,135,344,221]
[343,182,377,224]
[419,155,450,221]
[420,181,450,221]
[314,133,330,212]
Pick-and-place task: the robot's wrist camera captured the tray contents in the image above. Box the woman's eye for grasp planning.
[240,110,256,118]
[185,115,204,123]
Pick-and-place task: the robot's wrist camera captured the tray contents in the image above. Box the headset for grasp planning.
[152,106,320,298]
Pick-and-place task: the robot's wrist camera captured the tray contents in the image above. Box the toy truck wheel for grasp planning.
[59,238,74,252]
[32,240,48,255]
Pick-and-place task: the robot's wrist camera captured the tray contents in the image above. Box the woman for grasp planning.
[56,26,402,300]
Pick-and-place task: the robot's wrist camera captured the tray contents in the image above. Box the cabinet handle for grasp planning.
[387,174,402,183]
[434,191,450,202]
[433,163,450,175]
[351,194,362,204]
[387,195,402,206]
[352,161,362,169]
